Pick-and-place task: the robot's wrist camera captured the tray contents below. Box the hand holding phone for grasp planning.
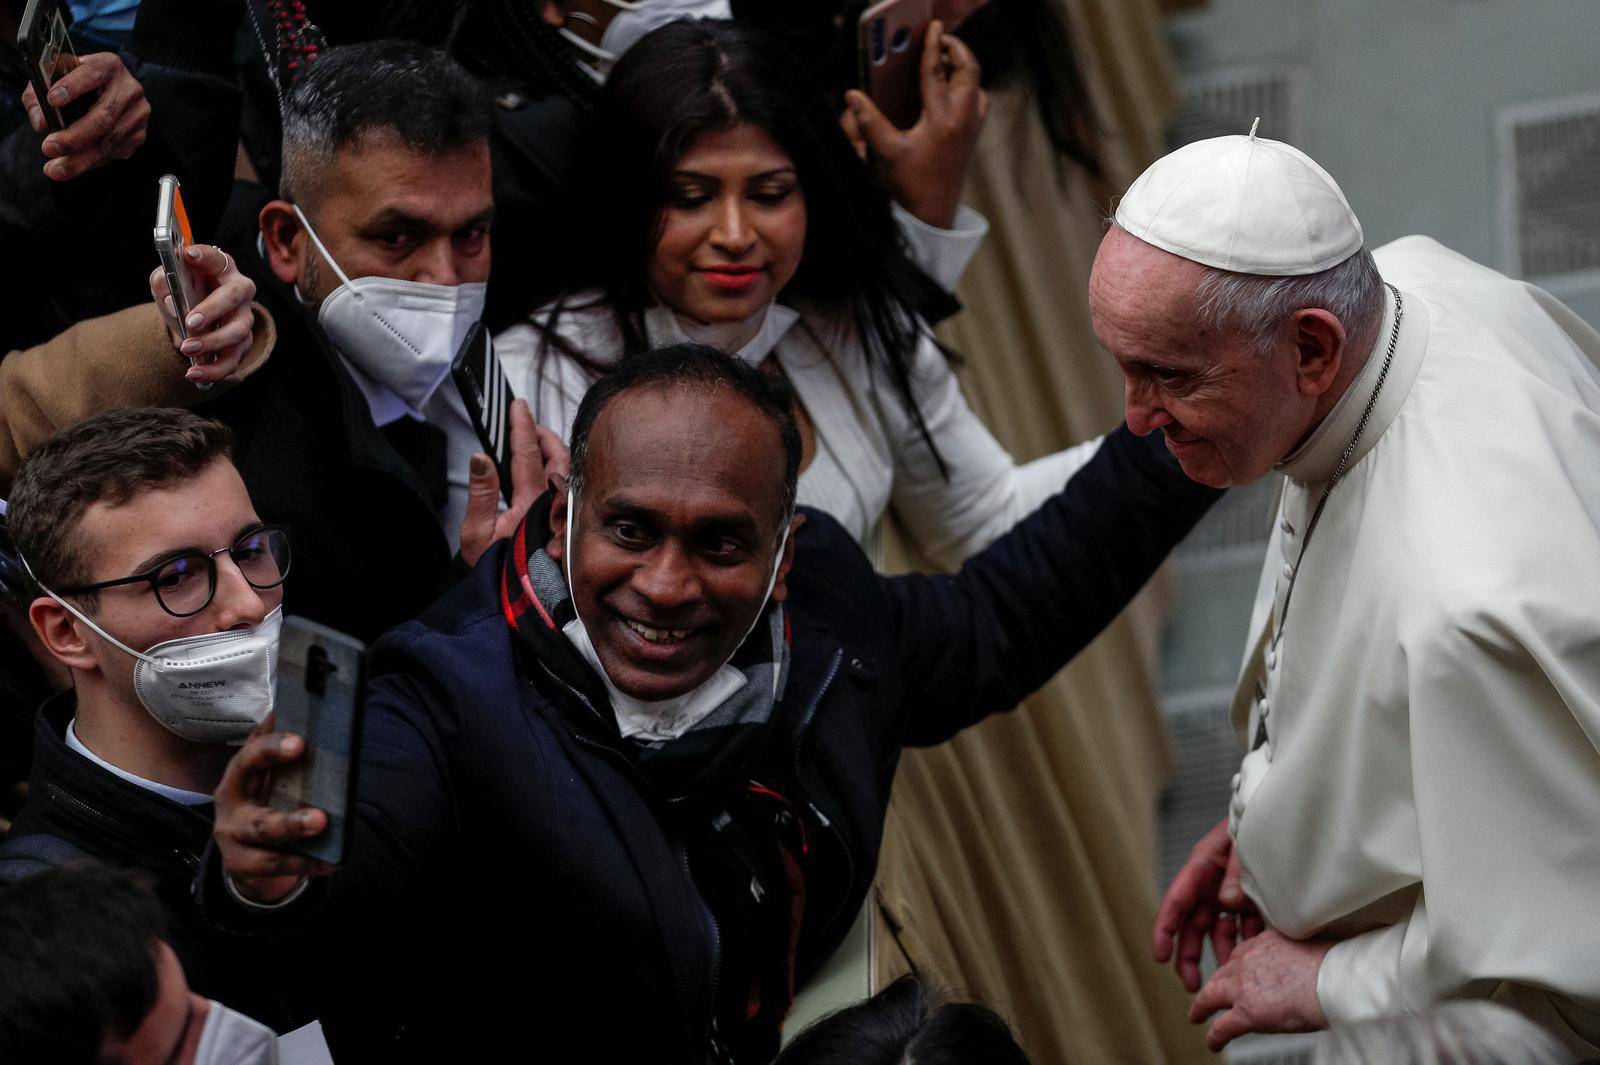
[845,19,987,230]
[17,3,150,182]
[17,0,86,134]
[267,618,366,866]
[452,323,516,505]
[148,241,260,387]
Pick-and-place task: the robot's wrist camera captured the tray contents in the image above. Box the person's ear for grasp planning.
[540,1,566,27]
[769,512,806,604]
[546,474,571,568]
[29,596,97,674]
[258,200,306,287]
[1291,308,1346,399]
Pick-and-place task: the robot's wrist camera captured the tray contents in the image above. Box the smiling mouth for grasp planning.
[623,618,695,644]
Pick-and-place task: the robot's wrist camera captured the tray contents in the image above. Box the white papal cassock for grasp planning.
[1227,236,1600,1052]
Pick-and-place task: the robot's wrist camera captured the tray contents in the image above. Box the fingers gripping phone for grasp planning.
[451,322,516,505]
[268,618,366,866]
[17,0,89,132]
[857,0,990,129]
[858,0,932,130]
[154,175,203,340]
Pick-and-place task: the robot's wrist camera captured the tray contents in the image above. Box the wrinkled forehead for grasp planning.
[584,384,789,529]
[1090,227,1220,353]
[314,130,492,225]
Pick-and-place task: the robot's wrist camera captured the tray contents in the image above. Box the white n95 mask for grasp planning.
[193,1001,279,1065]
[294,205,485,412]
[47,596,282,744]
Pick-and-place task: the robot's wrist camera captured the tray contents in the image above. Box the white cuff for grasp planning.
[1316,923,1408,1024]
[223,871,310,912]
[892,202,989,292]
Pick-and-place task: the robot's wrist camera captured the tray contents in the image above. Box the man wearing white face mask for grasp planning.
[202,40,560,643]
[210,345,1221,1060]
[0,864,333,1065]
[0,408,309,1034]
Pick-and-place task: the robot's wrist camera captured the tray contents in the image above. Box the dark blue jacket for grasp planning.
[239,424,1218,1061]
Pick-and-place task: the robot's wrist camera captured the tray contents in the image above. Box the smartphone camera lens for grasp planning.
[890,25,912,53]
[870,18,887,64]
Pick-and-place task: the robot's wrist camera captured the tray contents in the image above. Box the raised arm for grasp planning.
[884,423,1218,746]
[887,329,1103,569]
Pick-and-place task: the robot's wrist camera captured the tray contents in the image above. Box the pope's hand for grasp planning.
[1189,930,1333,1051]
[149,245,257,387]
[840,20,987,231]
[1154,817,1263,991]
[459,399,570,568]
[213,719,334,905]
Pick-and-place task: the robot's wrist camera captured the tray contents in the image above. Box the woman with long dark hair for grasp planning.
[500,18,1100,567]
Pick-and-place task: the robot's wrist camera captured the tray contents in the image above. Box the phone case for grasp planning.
[451,322,516,504]
[858,0,933,130]
[17,0,84,133]
[153,175,202,339]
[269,618,366,866]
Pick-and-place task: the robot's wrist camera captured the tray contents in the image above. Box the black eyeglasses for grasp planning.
[56,525,291,619]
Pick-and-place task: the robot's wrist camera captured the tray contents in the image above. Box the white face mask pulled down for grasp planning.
[293,205,485,412]
[193,1000,279,1065]
[560,486,788,741]
[560,0,732,83]
[25,556,281,744]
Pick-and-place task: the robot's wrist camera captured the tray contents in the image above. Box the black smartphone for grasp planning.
[268,617,365,866]
[16,0,89,133]
[451,321,516,505]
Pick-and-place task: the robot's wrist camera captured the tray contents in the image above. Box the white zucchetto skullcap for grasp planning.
[1113,130,1364,276]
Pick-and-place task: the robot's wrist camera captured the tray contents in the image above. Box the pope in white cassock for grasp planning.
[1088,129,1600,1054]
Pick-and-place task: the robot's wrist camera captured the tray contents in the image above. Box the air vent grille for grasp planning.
[1498,93,1600,282]
[1171,65,1307,148]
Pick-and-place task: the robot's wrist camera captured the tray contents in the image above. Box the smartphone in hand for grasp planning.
[268,618,365,866]
[17,0,89,133]
[154,175,204,340]
[451,322,516,505]
[858,0,933,130]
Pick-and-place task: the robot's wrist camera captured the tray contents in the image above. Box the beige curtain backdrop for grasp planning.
[870,1,1212,1061]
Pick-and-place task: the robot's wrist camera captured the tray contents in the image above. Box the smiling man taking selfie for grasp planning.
[209,344,1219,1062]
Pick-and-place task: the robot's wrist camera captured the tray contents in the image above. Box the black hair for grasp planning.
[539,18,951,475]
[567,343,802,523]
[279,38,493,204]
[0,865,173,1065]
[774,975,1032,1065]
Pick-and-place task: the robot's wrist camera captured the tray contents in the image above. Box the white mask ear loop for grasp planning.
[17,555,154,665]
[291,204,356,291]
[556,27,617,83]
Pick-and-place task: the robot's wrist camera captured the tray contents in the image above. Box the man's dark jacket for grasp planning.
[209,424,1218,1060]
[4,695,304,1029]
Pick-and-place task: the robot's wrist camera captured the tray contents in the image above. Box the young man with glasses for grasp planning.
[0,406,304,1032]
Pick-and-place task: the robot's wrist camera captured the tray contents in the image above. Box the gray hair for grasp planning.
[1312,1002,1575,1065]
[279,40,492,206]
[1194,248,1385,357]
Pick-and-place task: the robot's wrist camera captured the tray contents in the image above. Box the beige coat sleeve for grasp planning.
[0,302,275,493]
